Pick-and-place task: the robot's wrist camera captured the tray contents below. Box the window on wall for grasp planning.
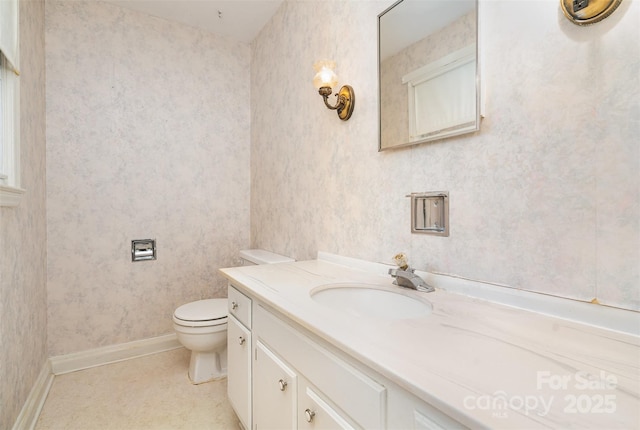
[0,0,23,207]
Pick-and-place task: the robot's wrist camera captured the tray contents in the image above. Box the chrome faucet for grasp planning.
[389,267,435,293]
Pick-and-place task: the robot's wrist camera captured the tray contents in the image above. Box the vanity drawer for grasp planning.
[255,304,386,429]
[228,284,251,328]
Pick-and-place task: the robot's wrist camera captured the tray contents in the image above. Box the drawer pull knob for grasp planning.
[231,301,238,310]
[278,379,287,391]
[238,336,245,345]
[304,409,315,423]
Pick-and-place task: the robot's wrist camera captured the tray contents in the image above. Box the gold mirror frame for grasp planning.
[561,0,623,25]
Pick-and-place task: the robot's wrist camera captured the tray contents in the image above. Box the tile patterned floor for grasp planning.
[35,348,240,429]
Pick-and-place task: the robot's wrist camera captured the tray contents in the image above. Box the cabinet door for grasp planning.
[387,384,467,430]
[254,305,386,429]
[254,340,297,429]
[298,382,356,430]
[228,315,251,430]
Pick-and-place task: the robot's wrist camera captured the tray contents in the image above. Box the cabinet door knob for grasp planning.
[304,409,316,423]
[231,301,238,310]
[278,379,287,391]
[238,336,245,345]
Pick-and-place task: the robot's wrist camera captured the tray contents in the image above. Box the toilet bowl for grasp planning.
[173,249,294,384]
[173,299,228,384]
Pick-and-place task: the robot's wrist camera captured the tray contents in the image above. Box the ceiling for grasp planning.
[103,0,475,56]
[104,0,284,44]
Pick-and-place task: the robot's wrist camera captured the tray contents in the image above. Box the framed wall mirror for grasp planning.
[378,0,480,151]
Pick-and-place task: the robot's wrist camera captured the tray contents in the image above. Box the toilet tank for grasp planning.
[239,249,295,266]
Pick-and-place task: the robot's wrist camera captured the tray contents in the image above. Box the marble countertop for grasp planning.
[219,256,640,429]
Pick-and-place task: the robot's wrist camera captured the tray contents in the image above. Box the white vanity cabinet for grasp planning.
[227,285,252,430]
[253,331,363,430]
[227,282,465,430]
[254,303,387,430]
[219,257,640,430]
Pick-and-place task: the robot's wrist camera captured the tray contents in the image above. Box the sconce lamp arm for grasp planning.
[319,89,345,111]
[317,85,355,121]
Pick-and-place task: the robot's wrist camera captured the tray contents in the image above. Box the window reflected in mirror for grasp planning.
[378,0,479,151]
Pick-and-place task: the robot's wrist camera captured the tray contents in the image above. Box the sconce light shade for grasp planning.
[313,60,355,121]
[313,60,339,90]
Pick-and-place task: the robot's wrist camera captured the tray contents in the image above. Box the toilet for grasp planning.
[173,249,294,384]
[173,298,228,384]
[238,249,295,266]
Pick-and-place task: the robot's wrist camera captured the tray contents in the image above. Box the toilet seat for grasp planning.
[173,299,228,327]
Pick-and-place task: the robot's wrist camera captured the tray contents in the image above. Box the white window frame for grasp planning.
[0,0,23,208]
[402,44,477,143]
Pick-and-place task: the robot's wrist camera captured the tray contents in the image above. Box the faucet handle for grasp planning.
[389,268,416,277]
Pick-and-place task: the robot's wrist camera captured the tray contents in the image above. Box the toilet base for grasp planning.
[188,349,227,384]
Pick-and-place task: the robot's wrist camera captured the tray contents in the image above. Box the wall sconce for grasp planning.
[560,0,622,25]
[313,60,355,121]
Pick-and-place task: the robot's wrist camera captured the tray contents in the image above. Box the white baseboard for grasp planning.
[50,333,182,375]
[12,360,55,430]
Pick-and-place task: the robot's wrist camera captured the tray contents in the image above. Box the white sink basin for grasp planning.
[310,283,432,319]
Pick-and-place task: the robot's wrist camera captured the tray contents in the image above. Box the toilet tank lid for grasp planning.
[239,249,295,264]
[174,299,227,322]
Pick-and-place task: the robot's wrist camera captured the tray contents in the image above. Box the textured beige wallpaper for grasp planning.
[45,0,251,356]
[251,0,639,310]
[0,0,47,427]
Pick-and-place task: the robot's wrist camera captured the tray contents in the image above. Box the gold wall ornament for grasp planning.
[561,0,623,25]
